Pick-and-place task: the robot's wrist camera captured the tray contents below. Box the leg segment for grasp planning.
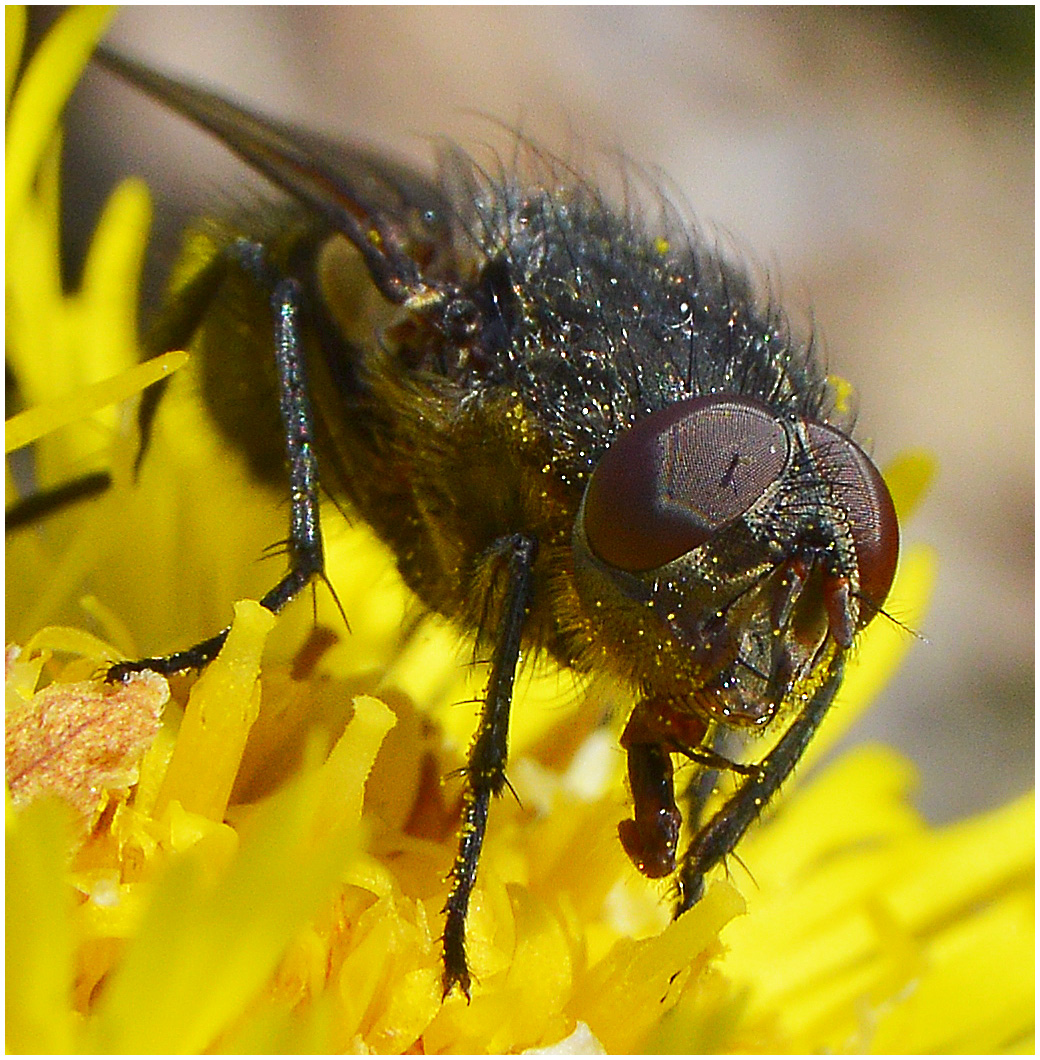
[6,253,235,530]
[675,655,845,912]
[5,471,112,530]
[108,240,325,681]
[618,697,761,879]
[618,739,681,879]
[441,533,538,999]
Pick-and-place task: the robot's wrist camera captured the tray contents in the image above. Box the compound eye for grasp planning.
[583,396,790,572]
[806,423,900,620]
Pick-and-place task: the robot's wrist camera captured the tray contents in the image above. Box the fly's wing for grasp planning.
[95,47,456,307]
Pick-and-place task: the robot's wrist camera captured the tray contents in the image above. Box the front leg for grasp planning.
[441,533,538,999]
[618,697,760,880]
[675,655,845,912]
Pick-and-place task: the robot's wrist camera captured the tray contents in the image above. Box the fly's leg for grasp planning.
[675,656,845,913]
[107,239,325,681]
[7,246,239,532]
[5,471,113,530]
[442,533,538,1000]
[618,739,681,879]
[132,244,247,475]
[618,698,759,880]
[677,721,751,867]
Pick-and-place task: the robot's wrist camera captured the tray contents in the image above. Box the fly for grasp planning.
[90,46,899,999]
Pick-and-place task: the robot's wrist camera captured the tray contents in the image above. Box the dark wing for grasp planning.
[95,46,454,306]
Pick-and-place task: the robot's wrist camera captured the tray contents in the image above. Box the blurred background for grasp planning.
[28,6,1033,822]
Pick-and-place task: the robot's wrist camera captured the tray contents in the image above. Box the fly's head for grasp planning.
[572,394,899,728]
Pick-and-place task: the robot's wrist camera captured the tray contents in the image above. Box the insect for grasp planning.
[87,46,898,999]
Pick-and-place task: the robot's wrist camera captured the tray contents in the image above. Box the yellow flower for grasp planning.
[6,8,1033,1053]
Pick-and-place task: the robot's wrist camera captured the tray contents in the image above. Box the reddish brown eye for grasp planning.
[806,422,899,619]
[583,396,790,572]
